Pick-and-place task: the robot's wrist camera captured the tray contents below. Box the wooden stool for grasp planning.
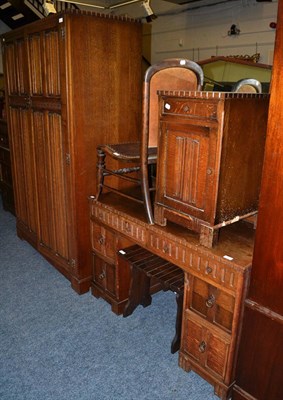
[118,244,184,354]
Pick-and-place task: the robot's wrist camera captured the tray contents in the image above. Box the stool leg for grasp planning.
[140,274,152,308]
[123,267,152,317]
[171,292,183,354]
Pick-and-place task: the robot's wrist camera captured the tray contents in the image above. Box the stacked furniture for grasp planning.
[96,59,203,225]
[90,193,255,399]
[154,91,269,247]
[1,10,142,293]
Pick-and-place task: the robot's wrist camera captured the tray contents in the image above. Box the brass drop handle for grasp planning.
[124,222,131,232]
[206,294,215,308]
[206,266,213,274]
[98,235,105,245]
[98,271,106,280]
[163,244,169,254]
[199,341,207,353]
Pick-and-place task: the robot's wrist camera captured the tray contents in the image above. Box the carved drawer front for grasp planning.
[92,253,116,297]
[187,252,239,292]
[93,206,147,245]
[187,275,235,333]
[148,232,187,266]
[91,221,116,261]
[162,99,218,120]
[182,311,230,380]
[119,217,147,244]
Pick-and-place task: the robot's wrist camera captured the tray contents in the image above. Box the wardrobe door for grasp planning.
[3,38,39,245]
[27,28,71,266]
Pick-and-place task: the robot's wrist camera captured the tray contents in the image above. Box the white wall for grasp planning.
[0,0,278,71]
[116,0,278,65]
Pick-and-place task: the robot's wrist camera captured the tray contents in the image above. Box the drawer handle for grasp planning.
[163,244,169,253]
[124,222,131,232]
[98,235,105,245]
[206,266,213,274]
[199,341,207,353]
[206,294,215,308]
[98,271,106,280]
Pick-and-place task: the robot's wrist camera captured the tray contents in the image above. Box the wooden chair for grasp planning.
[232,78,262,93]
[96,59,204,224]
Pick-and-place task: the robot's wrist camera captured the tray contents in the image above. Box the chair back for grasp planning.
[142,59,204,149]
[232,78,262,93]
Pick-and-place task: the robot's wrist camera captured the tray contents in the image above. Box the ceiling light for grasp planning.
[12,13,24,20]
[0,2,11,10]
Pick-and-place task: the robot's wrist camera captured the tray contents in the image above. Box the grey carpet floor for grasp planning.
[0,203,218,400]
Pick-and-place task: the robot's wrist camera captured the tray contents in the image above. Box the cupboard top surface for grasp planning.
[1,9,141,41]
[157,90,269,101]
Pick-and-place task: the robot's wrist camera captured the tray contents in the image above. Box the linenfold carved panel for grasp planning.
[28,34,43,96]
[4,39,27,95]
[161,122,211,214]
[168,135,200,204]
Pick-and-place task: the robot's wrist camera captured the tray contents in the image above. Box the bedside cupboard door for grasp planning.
[157,121,219,224]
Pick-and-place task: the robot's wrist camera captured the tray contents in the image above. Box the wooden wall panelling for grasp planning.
[233,0,283,399]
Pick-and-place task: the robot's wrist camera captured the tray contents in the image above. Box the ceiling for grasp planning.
[163,0,238,5]
[0,0,272,30]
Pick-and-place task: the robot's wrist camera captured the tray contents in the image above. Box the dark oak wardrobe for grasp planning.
[1,10,142,293]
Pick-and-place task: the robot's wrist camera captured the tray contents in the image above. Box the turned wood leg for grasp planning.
[123,267,152,317]
[171,292,183,354]
[96,148,106,200]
